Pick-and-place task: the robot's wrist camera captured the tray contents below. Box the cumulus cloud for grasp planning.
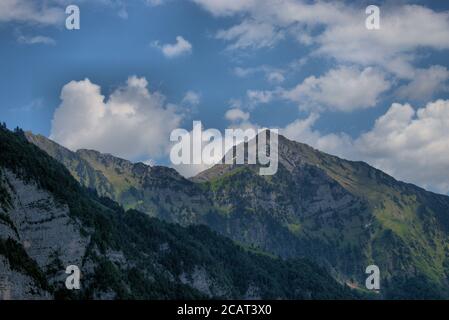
[282,66,391,112]
[234,66,390,111]
[154,36,192,58]
[281,99,449,194]
[355,100,449,193]
[50,76,183,161]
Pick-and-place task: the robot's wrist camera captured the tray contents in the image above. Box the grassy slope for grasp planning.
[309,146,449,283]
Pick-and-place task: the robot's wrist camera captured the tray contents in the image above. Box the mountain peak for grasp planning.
[193,131,332,181]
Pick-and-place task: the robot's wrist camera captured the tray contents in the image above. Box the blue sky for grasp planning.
[1,0,449,193]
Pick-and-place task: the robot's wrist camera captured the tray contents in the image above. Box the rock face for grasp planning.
[0,255,50,300]
[5,170,89,271]
[0,169,91,299]
[25,131,449,298]
[1,127,354,300]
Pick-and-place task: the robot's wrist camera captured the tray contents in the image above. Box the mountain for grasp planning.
[25,133,214,225]
[25,131,449,299]
[0,126,356,300]
[194,134,449,298]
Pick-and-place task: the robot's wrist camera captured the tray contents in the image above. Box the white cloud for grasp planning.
[282,66,391,112]
[238,66,390,111]
[282,99,449,194]
[316,4,449,77]
[50,76,183,160]
[354,100,449,193]
[0,0,65,25]
[154,36,192,58]
[17,35,56,45]
[396,66,449,102]
[225,108,250,122]
[194,0,350,52]
[195,1,449,81]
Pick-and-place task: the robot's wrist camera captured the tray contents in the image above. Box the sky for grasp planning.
[1,0,449,193]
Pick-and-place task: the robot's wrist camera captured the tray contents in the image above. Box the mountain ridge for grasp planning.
[1,126,358,299]
[24,130,449,298]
